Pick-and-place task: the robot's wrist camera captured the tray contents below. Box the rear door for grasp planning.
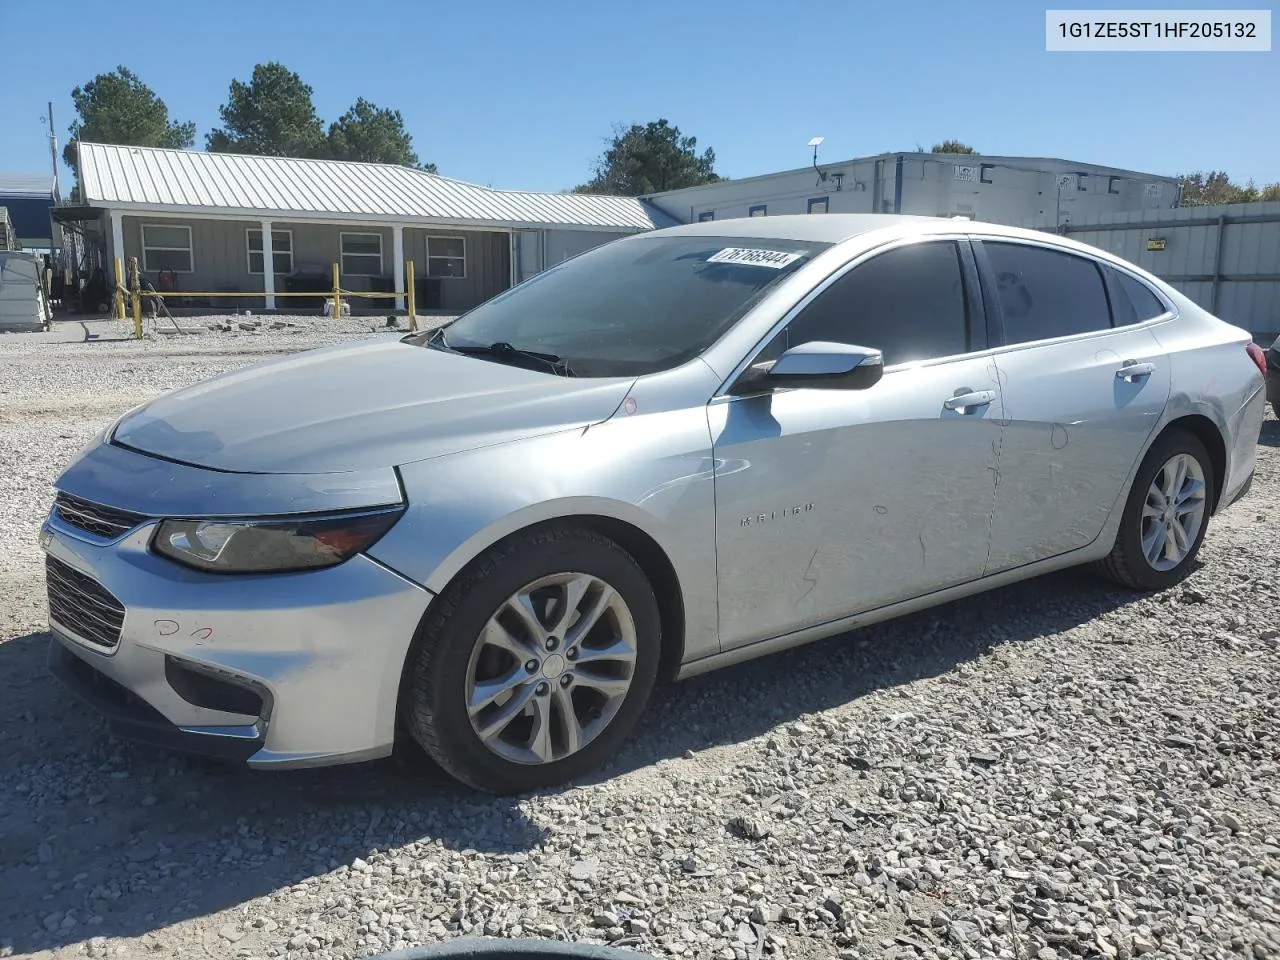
[976,238,1171,573]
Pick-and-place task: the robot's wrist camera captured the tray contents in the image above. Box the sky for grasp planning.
[1,0,1276,194]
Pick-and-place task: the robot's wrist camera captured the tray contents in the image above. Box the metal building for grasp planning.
[67,143,675,314]
[644,152,1181,229]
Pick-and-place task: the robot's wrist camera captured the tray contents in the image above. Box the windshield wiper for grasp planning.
[403,320,458,347]
[445,339,576,377]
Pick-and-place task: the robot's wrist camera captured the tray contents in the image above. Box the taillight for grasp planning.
[1245,342,1267,376]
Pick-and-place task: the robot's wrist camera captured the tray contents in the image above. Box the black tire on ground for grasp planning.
[1095,428,1215,592]
[401,525,661,795]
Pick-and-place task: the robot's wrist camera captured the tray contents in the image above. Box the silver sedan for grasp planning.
[41,215,1267,793]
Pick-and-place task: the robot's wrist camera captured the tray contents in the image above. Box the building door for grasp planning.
[515,231,542,283]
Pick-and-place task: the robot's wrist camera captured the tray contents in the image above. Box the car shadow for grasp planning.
[0,563,1143,955]
[596,564,1147,781]
[0,626,546,954]
[1258,417,1279,448]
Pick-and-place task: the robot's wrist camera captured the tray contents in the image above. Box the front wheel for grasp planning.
[401,526,661,794]
[1096,429,1214,591]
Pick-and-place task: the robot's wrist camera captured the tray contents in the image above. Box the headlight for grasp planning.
[152,506,404,574]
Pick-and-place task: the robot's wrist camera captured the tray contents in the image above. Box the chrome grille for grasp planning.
[46,556,126,650]
[53,492,146,540]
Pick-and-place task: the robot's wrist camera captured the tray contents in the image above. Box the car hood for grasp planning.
[111,338,636,474]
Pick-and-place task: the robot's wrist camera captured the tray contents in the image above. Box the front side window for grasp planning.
[782,241,969,366]
[141,224,193,273]
[341,233,383,276]
[414,234,829,377]
[984,241,1111,344]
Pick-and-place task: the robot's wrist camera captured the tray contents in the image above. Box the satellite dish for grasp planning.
[809,136,828,184]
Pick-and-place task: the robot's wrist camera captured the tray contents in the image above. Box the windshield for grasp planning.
[409,234,829,377]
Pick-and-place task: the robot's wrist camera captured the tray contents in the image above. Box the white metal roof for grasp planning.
[0,173,56,197]
[76,143,675,232]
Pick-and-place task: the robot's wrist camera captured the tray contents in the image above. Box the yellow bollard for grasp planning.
[331,262,341,320]
[114,257,126,321]
[406,260,416,332]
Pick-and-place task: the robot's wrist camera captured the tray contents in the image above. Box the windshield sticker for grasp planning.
[706,247,803,269]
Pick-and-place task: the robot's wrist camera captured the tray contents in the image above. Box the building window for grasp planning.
[246,229,294,275]
[427,236,466,279]
[141,223,193,273]
[1076,173,1089,192]
[340,232,383,276]
[1108,177,1122,195]
[980,164,995,184]
[807,197,829,214]
[697,211,715,222]
[749,205,767,217]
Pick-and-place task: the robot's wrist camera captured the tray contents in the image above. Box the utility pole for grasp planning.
[46,102,61,275]
[47,102,60,199]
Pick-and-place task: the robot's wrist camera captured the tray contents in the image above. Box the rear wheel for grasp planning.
[402,526,661,794]
[1096,429,1214,591]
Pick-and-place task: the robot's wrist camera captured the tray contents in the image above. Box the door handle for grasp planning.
[943,390,996,412]
[1116,361,1155,381]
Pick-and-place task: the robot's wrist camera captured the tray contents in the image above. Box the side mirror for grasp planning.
[730,341,884,394]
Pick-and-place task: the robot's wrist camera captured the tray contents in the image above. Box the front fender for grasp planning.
[366,406,721,664]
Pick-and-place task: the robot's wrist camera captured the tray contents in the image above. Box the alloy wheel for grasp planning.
[464,572,638,765]
[1140,453,1207,571]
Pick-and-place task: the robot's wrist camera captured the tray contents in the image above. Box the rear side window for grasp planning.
[785,241,969,365]
[1111,269,1168,324]
[985,242,1111,344]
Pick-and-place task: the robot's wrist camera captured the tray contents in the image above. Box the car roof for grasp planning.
[649,213,1065,247]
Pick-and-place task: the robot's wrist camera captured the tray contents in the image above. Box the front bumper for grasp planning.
[42,513,434,769]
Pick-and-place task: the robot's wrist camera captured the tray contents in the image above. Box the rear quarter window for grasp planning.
[1109,268,1169,324]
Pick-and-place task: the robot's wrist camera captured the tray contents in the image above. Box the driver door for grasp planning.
[708,238,1003,650]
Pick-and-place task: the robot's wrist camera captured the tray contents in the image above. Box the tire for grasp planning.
[401,525,661,794]
[1095,428,1215,591]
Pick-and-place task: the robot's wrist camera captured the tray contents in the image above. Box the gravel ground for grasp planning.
[1,316,1277,960]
